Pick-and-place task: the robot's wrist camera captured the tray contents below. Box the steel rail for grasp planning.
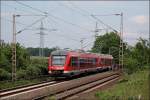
[61,75,119,100]
[0,75,53,93]
[0,81,58,97]
[35,72,120,100]
[0,71,120,100]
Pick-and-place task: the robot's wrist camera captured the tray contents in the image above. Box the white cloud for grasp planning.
[132,15,148,25]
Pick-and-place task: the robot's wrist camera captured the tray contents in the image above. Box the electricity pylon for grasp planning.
[36,21,56,57]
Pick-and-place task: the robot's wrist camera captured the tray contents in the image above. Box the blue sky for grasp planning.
[1,1,149,50]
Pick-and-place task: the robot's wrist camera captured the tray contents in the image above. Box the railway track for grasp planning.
[0,71,120,100]
[0,81,58,98]
[40,72,120,100]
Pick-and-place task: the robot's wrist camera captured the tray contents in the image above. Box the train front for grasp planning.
[48,50,68,76]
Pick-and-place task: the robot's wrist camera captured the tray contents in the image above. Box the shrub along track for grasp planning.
[0,71,120,100]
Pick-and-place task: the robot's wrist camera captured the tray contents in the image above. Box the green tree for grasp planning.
[92,32,126,63]
[27,47,57,57]
[0,43,12,72]
[133,38,150,66]
[123,37,150,73]
[16,43,30,70]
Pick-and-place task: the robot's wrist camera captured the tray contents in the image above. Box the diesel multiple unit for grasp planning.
[48,50,113,76]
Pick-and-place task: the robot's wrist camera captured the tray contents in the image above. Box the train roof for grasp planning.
[51,50,113,59]
[51,50,68,56]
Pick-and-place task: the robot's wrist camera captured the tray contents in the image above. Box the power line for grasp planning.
[1,17,41,30]
[46,12,95,49]
[46,14,91,32]
[68,1,105,28]
[15,0,48,15]
[1,17,27,26]
[68,2,117,32]
[46,18,79,42]
[83,41,95,49]
[3,4,39,15]
[57,2,95,24]
[15,1,91,32]
[36,21,51,56]
[1,13,79,48]
[91,15,118,33]
[17,16,47,34]
[68,1,106,30]
[14,2,90,41]
[46,16,88,36]
[68,2,90,16]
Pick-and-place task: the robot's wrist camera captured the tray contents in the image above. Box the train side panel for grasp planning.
[48,50,113,76]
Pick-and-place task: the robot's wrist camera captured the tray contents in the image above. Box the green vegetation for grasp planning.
[92,32,149,99]
[0,32,149,92]
[92,32,150,74]
[92,32,123,63]
[0,42,57,89]
[27,47,57,57]
[0,43,50,81]
[95,69,149,100]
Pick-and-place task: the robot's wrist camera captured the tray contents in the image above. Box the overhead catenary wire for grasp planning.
[68,2,106,29]
[15,1,92,32]
[10,1,82,47]
[15,0,48,15]
[12,1,120,51]
[14,1,111,44]
[3,4,39,15]
[83,41,95,49]
[68,1,91,16]
[1,17,27,26]
[1,17,46,32]
[46,14,91,32]
[57,2,95,24]
[46,16,89,36]
[68,2,118,33]
[17,16,47,34]
[91,15,118,33]
[46,18,80,42]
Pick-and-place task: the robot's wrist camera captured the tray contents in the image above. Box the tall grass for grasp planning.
[95,70,149,100]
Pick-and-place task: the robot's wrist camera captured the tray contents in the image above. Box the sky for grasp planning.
[1,1,149,50]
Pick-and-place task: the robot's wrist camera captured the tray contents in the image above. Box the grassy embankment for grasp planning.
[95,69,149,100]
[0,56,51,90]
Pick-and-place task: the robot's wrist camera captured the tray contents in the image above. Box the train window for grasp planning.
[79,58,89,67]
[52,56,66,66]
[93,58,97,65]
[70,57,78,67]
[79,58,85,67]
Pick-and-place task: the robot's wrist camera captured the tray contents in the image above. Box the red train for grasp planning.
[48,50,113,76]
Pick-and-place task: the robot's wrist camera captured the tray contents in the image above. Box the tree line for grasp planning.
[0,43,57,81]
[27,47,58,57]
[91,32,150,74]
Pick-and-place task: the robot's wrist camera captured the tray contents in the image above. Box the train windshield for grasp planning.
[52,56,66,66]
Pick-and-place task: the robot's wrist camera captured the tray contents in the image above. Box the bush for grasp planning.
[0,68,11,81]
[16,69,27,79]
[30,58,48,75]
[26,65,41,78]
[124,57,139,74]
